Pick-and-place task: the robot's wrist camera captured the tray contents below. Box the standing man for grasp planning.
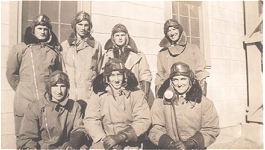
[18,70,88,149]
[6,14,62,146]
[155,19,209,96]
[149,62,220,149]
[100,23,153,107]
[84,58,151,149]
[61,11,102,102]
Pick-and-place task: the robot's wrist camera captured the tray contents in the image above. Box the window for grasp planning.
[21,1,78,42]
[172,1,201,48]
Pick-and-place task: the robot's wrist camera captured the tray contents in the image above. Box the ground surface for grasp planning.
[208,123,263,149]
[209,137,263,149]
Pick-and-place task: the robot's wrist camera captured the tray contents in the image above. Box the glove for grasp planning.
[170,141,186,150]
[158,134,186,149]
[158,134,175,149]
[58,142,73,150]
[182,139,197,149]
[68,130,87,149]
[140,81,151,100]
[102,133,127,150]
[184,131,205,149]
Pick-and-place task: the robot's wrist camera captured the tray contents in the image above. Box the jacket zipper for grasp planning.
[30,45,40,101]
[73,42,78,100]
[45,108,52,139]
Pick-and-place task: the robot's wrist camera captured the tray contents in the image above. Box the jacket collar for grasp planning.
[24,27,60,48]
[159,31,187,48]
[67,32,95,48]
[104,36,138,53]
[157,78,202,103]
[105,86,131,98]
[43,94,75,112]
[50,96,69,107]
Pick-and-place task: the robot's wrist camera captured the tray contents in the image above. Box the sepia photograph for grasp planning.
[1,0,263,149]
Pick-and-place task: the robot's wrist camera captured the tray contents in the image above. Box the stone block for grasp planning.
[133,37,145,51]
[1,2,9,24]
[2,67,13,90]
[1,112,15,135]
[210,32,218,46]
[1,134,16,149]
[146,38,163,55]
[219,113,243,128]
[92,33,109,49]
[132,1,165,9]
[1,24,9,46]
[92,1,120,17]
[238,73,247,86]
[212,6,222,20]
[212,19,224,33]
[214,100,227,116]
[2,90,15,113]
[1,45,9,68]
[211,1,218,7]
[221,47,230,60]
[207,59,219,73]
[206,85,217,100]
[210,46,219,59]
[92,14,118,35]
[146,54,157,72]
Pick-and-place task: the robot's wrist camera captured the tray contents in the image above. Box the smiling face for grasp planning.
[75,20,90,38]
[108,71,124,90]
[171,75,190,95]
[34,25,49,41]
[113,32,127,47]
[51,83,67,102]
[167,27,180,42]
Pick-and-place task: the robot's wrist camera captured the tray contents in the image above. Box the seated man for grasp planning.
[18,70,89,149]
[149,62,220,149]
[84,58,151,149]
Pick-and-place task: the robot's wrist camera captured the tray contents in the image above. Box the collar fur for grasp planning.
[157,78,202,103]
[104,36,138,53]
[24,27,60,48]
[159,31,187,48]
[67,32,95,48]
[113,47,131,63]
